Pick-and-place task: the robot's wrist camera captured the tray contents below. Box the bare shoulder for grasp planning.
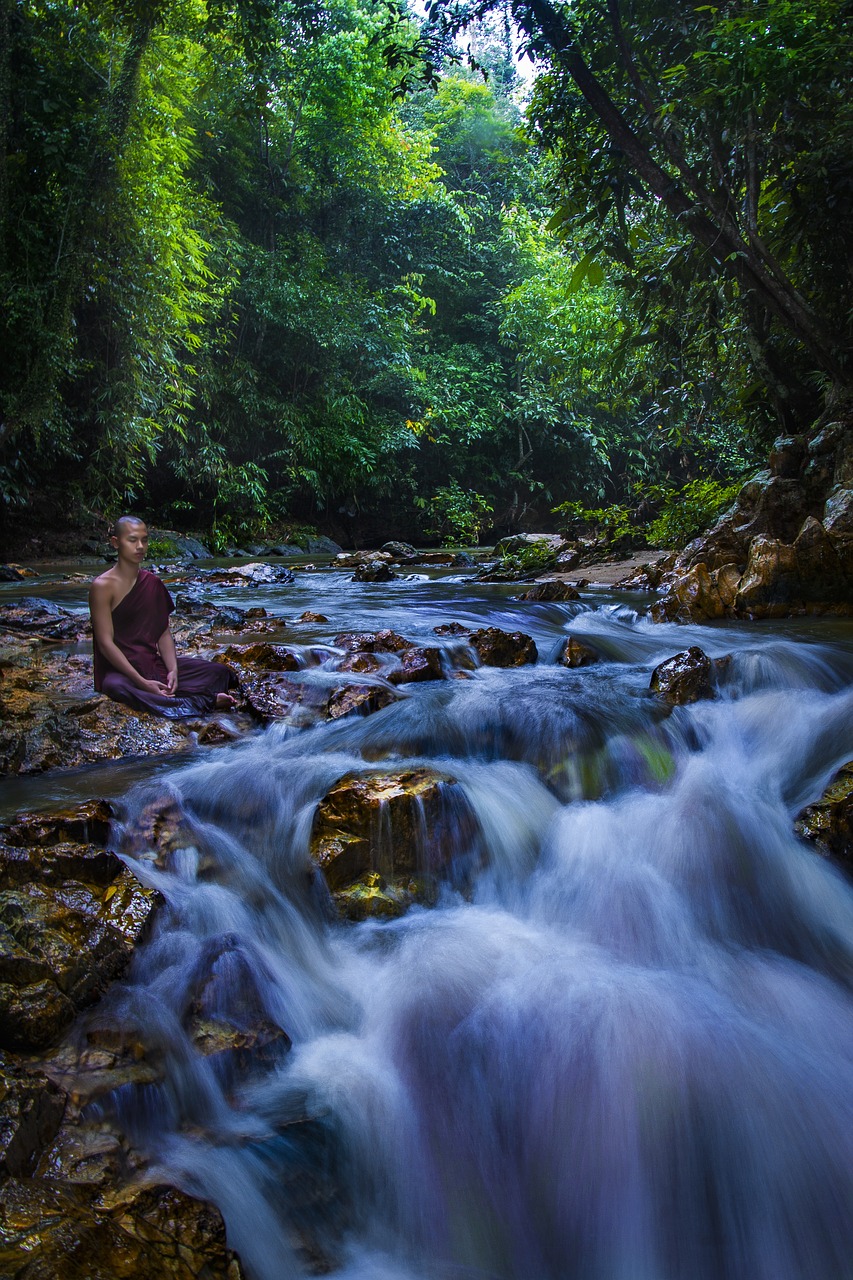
[89,568,118,606]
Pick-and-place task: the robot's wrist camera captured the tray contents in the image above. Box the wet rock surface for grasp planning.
[468,627,537,667]
[311,768,484,918]
[516,580,581,603]
[795,762,853,869]
[0,803,159,1052]
[649,414,853,621]
[649,647,715,705]
[0,799,244,1280]
[0,1175,244,1279]
[557,637,601,668]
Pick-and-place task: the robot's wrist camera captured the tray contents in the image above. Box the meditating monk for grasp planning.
[89,515,238,717]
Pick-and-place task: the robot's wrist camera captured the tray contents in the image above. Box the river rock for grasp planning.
[335,550,392,568]
[382,541,417,560]
[0,1054,66,1178]
[352,561,397,583]
[220,642,300,672]
[516,580,581,602]
[0,565,36,582]
[327,683,398,720]
[387,646,444,684]
[0,597,88,642]
[494,533,567,557]
[468,627,537,667]
[306,535,343,555]
[557,637,600,668]
[0,871,158,1052]
[223,561,295,584]
[649,647,714,705]
[0,802,160,1053]
[413,551,461,565]
[311,768,483,917]
[795,761,853,869]
[334,629,410,654]
[295,611,329,623]
[433,622,470,636]
[238,670,397,726]
[735,536,802,614]
[0,1177,244,1279]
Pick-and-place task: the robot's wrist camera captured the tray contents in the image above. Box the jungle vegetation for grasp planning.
[1,0,851,547]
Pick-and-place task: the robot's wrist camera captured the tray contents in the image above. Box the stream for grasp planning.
[8,562,853,1279]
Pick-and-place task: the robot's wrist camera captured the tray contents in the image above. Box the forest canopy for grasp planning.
[1,0,851,546]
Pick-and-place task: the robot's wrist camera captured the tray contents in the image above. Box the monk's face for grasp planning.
[112,521,149,565]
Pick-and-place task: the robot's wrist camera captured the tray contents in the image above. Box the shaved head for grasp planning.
[112,515,147,537]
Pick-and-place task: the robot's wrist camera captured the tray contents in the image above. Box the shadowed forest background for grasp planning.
[1,0,851,551]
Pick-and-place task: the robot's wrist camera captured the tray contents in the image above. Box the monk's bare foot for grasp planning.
[215,692,237,710]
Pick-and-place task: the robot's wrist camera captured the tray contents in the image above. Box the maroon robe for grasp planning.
[93,569,236,717]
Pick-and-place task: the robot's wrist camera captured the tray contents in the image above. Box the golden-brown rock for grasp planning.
[311,769,483,915]
[795,762,853,869]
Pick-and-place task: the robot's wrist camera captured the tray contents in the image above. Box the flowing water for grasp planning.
[22,565,853,1279]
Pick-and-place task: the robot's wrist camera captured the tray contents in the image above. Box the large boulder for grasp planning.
[729,473,812,546]
[306,535,343,555]
[735,536,802,614]
[494,533,568,557]
[311,769,483,917]
[148,528,212,559]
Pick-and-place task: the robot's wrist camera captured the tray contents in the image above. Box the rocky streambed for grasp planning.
[1,541,853,1278]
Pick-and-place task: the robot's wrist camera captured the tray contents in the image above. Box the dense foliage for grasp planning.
[2,0,849,545]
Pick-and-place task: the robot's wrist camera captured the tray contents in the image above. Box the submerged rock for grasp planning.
[649,647,714,705]
[311,768,484,916]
